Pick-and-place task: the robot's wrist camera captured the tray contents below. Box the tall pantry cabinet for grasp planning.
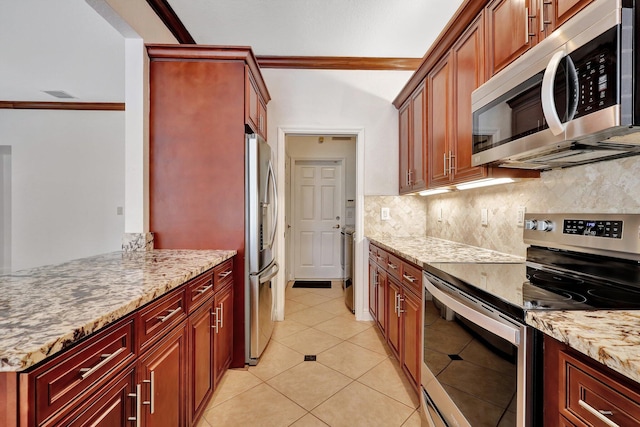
[147,45,271,368]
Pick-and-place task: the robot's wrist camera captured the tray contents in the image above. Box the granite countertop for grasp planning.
[527,310,640,384]
[0,249,236,372]
[367,235,525,266]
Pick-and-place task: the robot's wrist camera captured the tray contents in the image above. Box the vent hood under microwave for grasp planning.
[471,0,640,170]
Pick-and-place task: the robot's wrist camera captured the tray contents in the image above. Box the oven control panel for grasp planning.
[563,219,622,239]
[524,214,640,262]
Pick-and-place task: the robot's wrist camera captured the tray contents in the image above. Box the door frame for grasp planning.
[275,127,369,321]
[290,157,345,280]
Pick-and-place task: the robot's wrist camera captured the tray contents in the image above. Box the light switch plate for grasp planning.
[381,207,390,221]
[516,206,526,227]
[481,208,488,226]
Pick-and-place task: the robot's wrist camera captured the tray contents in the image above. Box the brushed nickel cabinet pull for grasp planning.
[403,274,417,283]
[127,384,141,427]
[578,400,618,427]
[212,308,219,333]
[79,347,126,379]
[142,371,155,414]
[197,284,213,294]
[157,307,181,323]
[218,270,232,278]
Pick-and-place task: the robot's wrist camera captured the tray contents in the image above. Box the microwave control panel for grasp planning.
[571,25,618,119]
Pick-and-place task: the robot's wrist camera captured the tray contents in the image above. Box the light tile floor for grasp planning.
[197,281,424,427]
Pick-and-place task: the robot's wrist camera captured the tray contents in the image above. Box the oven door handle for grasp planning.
[425,279,520,345]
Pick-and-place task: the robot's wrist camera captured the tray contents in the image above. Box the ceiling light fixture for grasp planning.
[455,177,515,190]
[419,189,451,196]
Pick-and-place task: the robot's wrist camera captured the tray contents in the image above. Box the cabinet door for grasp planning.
[138,324,188,427]
[410,83,427,191]
[214,283,234,386]
[369,259,377,320]
[258,100,267,139]
[428,54,452,187]
[188,298,214,424]
[376,268,388,336]
[245,70,260,134]
[398,100,412,194]
[552,0,593,30]
[451,13,488,183]
[401,289,421,390]
[486,0,536,76]
[386,278,401,359]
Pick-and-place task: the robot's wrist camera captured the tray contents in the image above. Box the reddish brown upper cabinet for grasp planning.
[148,45,270,369]
[399,82,427,194]
[485,0,537,76]
[429,14,488,187]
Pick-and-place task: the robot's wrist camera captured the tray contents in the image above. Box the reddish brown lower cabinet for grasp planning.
[386,278,402,358]
[188,297,214,424]
[368,242,422,392]
[44,367,137,427]
[137,322,188,427]
[544,334,640,426]
[213,283,234,386]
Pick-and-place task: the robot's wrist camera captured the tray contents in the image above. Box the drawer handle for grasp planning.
[127,383,141,427]
[142,371,155,414]
[79,347,126,379]
[157,307,181,323]
[388,263,397,270]
[218,270,232,278]
[578,400,619,427]
[402,273,417,283]
[197,284,213,294]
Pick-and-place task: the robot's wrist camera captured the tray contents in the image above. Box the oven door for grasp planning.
[421,272,534,427]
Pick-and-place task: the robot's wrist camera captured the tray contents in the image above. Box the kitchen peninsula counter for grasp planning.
[0,249,235,372]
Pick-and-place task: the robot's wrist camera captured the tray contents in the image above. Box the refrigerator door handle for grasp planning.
[266,160,278,249]
[259,262,279,284]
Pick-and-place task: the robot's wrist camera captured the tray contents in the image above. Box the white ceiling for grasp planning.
[0,0,464,102]
[168,0,465,57]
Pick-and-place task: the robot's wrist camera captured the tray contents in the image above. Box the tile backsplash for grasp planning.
[365,156,640,257]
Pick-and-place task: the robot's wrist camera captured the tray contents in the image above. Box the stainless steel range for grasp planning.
[421,213,640,427]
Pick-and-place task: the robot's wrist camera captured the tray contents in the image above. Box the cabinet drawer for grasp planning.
[386,254,402,280]
[368,244,378,261]
[138,287,187,352]
[186,271,214,313]
[375,248,389,268]
[32,317,135,425]
[561,350,640,426]
[401,262,422,295]
[213,259,234,292]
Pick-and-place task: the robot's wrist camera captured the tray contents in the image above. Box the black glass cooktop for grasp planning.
[424,245,640,322]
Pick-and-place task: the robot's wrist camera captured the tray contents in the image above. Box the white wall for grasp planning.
[263,68,412,321]
[0,110,125,271]
[263,68,412,196]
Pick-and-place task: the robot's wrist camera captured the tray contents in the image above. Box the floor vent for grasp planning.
[448,354,463,361]
[304,355,317,361]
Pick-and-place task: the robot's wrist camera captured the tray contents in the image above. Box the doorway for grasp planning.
[284,135,356,281]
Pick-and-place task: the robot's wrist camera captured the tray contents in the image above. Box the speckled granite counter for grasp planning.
[527,310,640,384]
[367,235,524,266]
[0,249,235,372]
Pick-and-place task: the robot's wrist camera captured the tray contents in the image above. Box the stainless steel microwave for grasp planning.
[471,0,640,170]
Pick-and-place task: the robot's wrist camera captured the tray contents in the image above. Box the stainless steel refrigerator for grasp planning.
[246,134,278,365]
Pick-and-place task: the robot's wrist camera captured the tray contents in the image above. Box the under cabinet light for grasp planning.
[419,189,450,196]
[455,178,515,190]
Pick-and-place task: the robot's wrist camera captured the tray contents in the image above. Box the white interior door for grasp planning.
[293,160,343,279]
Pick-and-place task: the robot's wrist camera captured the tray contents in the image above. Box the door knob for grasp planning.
[333,224,340,229]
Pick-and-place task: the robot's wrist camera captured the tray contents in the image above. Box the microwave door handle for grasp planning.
[566,55,579,121]
[541,50,566,136]
[267,160,278,248]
